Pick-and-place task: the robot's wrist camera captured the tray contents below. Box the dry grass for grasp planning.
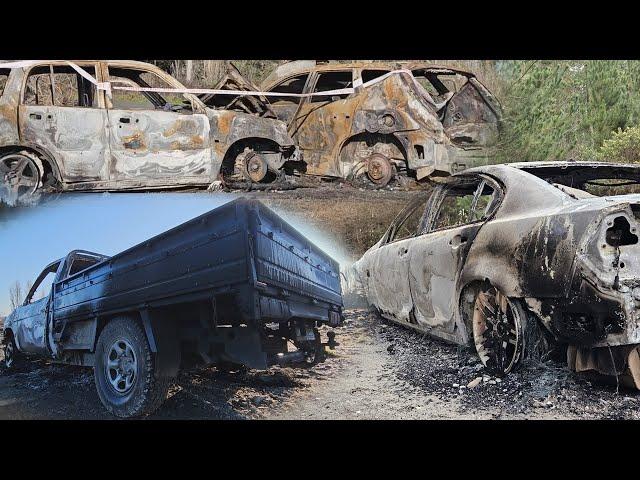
[255,188,423,258]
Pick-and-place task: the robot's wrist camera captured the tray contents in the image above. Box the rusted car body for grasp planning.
[350,161,640,385]
[256,61,501,186]
[0,60,297,203]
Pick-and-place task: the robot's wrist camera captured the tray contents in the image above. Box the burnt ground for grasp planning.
[2,309,640,420]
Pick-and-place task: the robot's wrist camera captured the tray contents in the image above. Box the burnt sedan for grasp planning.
[351,161,640,386]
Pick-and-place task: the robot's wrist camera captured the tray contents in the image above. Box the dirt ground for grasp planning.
[2,309,640,420]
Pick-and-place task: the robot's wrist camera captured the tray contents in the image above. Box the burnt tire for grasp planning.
[2,333,22,369]
[94,316,172,418]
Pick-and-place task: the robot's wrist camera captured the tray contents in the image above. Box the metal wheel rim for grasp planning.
[0,154,39,199]
[105,339,137,394]
[366,154,393,186]
[472,287,522,375]
[245,153,268,183]
[4,342,14,368]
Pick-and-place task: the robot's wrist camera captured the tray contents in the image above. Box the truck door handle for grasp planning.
[399,247,409,256]
[119,117,131,124]
[29,113,42,120]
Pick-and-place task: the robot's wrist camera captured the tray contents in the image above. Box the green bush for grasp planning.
[598,126,640,164]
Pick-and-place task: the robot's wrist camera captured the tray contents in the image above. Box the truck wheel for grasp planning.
[3,333,22,369]
[94,317,172,418]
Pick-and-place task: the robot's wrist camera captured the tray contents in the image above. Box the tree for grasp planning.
[8,280,33,310]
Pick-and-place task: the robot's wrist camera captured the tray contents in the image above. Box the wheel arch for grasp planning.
[220,136,287,174]
[0,143,63,187]
[337,132,409,179]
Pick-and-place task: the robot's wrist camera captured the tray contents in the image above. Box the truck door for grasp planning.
[12,260,62,356]
[105,65,212,185]
[289,70,356,177]
[19,62,109,182]
[364,195,429,324]
[407,176,502,338]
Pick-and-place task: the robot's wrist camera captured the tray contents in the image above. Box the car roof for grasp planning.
[261,60,477,89]
[463,160,640,177]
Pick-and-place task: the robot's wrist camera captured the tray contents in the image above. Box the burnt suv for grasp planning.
[254,61,502,186]
[0,61,298,204]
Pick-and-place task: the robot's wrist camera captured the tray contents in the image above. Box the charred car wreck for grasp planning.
[350,161,640,386]
[0,61,298,204]
[2,199,343,417]
[204,61,502,187]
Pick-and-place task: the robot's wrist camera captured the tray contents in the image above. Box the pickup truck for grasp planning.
[2,198,343,417]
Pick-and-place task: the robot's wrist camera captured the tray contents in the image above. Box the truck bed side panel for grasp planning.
[54,202,250,322]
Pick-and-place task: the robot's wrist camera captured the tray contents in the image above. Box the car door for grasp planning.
[407,175,502,340]
[289,69,356,177]
[104,64,212,184]
[12,260,62,356]
[362,195,430,323]
[19,62,109,182]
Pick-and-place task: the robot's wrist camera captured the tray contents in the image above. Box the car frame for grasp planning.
[352,161,640,384]
[258,61,502,186]
[0,60,298,203]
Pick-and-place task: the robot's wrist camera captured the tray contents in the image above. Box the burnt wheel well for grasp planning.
[458,280,491,344]
[338,132,409,178]
[221,138,283,176]
[2,328,14,345]
[0,146,60,188]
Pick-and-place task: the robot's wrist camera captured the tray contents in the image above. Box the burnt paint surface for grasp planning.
[353,163,640,350]
[261,62,501,180]
[0,61,295,192]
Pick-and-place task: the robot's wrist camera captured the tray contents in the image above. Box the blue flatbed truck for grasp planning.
[2,198,343,417]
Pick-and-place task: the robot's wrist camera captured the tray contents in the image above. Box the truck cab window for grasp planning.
[68,256,101,276]
[311,71,353,102]
[26,262,60,304]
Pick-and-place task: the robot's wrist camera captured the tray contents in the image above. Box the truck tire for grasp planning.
[94,316,172,418]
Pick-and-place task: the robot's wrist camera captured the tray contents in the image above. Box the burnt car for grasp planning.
[254,61,501,186]
[0,61,298,204]
[350,161,640,386]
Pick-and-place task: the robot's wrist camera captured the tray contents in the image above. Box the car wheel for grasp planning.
[94,316,172,418]
[3,333,21,369]
[472,286,526,376]
[0,152,42,205]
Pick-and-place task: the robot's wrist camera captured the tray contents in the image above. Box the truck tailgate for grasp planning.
[248,202,342,307]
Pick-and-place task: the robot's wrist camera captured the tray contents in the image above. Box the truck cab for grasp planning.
[3,250,108,360]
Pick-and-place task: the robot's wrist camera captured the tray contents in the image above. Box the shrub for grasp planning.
[598,126,640,164]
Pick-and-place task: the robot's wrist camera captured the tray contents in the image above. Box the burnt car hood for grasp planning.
[198,62,277,119]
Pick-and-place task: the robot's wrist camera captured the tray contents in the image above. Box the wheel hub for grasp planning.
[366,154,393,186]
[244,153,269,183]
[106,339,137,394]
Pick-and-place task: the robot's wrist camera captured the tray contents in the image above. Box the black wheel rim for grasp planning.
[472,287,523,375]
